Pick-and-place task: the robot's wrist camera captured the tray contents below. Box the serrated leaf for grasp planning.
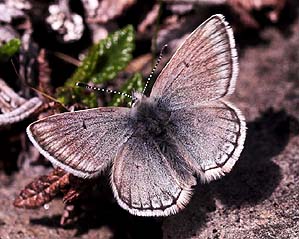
[109,72,144,107]
[0,38,21,61]
[56,25,135,108]
[68,25,134,85]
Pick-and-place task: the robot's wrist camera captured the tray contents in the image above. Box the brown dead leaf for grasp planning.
[14,166,91,212]
[13,168,70,209]
[60,204,78,226]
[62,175,89,205]
[37,49,52,96]
[228,0,286,27]
[125,53,152,74]
[138,4,160,34]
[164,0,286,27]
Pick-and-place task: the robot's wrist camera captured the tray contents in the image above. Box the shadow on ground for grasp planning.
[161,108,299,239]
[211,108,299,206]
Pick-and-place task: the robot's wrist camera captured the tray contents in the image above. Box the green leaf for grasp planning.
[56,25,135,108]
[109,73,144,107]
[0,38,21,61]
[67,25,135,86]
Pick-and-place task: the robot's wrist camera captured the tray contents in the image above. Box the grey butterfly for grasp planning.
[27,14,246,217]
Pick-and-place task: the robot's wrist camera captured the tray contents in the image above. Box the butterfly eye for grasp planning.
[131,97,137,106]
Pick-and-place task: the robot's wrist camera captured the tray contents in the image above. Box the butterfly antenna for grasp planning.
[142,44,168,95]
[76,82,133,99]
[10,59,22,80]
[10,59,69,111]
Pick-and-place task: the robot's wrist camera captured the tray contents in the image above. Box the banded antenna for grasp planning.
[142,44,168,95]
[76,82,133,99]
[76,44,168,101]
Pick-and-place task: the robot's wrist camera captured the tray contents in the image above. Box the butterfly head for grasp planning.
[131,92,145,108]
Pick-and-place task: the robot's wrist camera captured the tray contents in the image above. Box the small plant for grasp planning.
[56,25,142,108]
[0,38,21,61]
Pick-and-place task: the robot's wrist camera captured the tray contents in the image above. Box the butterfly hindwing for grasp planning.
[166,100,246,182]
[27,107,133,178]
[111,132,196,216]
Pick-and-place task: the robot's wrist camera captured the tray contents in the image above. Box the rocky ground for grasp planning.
[0,1,299,239]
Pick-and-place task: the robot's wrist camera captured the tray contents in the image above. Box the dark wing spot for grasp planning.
[82,120,87,129]
[183,61,190,67]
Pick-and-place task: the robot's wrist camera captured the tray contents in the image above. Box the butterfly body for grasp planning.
[131,94,170,137]
[27,14,246,217]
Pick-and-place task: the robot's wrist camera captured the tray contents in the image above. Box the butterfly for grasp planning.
[26,14,246,217]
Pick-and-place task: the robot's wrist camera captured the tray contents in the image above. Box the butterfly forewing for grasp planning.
[151,14,238,110]
[166,100,246,182]
[27,107,133,178]
[111,132,196,216]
